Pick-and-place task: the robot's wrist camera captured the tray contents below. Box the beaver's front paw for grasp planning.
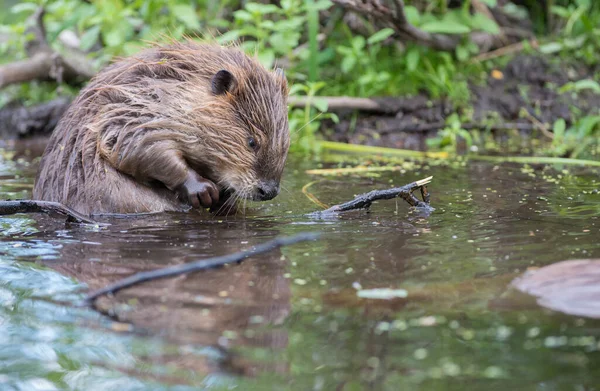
[177,171,219,208]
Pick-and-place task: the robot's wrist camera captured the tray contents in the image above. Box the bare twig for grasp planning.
[307,176,433,217]
[520,109,554,139]
[0,200,101,224]
[0,7,96,89]
[471,39,539,62]
[83,232,320,305]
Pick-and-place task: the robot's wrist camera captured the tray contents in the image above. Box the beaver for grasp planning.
[32,41,290,215]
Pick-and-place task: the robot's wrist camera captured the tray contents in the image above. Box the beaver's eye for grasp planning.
[248,136,258,151]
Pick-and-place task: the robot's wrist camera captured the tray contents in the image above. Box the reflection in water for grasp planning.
[50,219,293,379]
[1,140,600,389]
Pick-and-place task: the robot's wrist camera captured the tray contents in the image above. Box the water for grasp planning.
[1,139,600,390]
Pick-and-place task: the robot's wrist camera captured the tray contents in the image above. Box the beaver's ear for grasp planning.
[211,70,237,95]
[275,68,285,80]
[274,67,288,93]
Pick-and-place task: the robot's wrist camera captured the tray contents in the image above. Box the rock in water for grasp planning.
[512,259,600,318]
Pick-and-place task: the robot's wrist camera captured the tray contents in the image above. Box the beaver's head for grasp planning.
[171,49,290,204]
[204,67,289,202]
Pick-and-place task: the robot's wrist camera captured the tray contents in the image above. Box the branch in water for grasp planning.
[0,200,100,224]
[83,232,320,305]
[307,176,433,217]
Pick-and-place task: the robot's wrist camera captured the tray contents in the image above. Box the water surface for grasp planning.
[1,139,600,390]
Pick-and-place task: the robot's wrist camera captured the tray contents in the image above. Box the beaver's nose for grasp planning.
[256,180,280,201]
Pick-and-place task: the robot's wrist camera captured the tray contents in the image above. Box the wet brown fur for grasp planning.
[33,41,290,215]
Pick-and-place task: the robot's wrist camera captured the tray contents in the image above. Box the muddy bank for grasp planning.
[327,55,600,150]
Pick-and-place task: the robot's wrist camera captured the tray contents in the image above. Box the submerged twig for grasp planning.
[83,232,320,305]
[302,180,329,209]
[0,200,100,224]
[307,176,433,217]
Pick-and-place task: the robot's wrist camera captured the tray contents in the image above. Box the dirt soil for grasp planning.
[328,55,600,150]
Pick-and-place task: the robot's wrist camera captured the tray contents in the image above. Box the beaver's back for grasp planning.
[32,42,221,214]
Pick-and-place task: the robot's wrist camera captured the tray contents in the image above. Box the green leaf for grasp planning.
[479,0,497,6]
[573,79,600,93]
[275,32,301,53]
[459,129,473,147]
[79,25,101,51]
[11,2,37,14]
[122,41,144,56]
[289,84,308,96]
[403,5,420,25]
[269,32,288,53]
[336,46,352,56]
[273,17,304,31]
[357,74,373,86]
[563,36,586,49]
[470,13,500,34]
[312,98,328,112]
[367,28,394,44]
[257,49,275,68]
[217,30,240,44]
[311,0,333,11]
[553,118,566,140]
[576,115,600,136]
[405,48,420,72]
[550,6,571,18]
[559,79,600,94]
[456,45,470,61]
[102,25,127,47]
[341,56,356,73]
[245,2,280,14]
[233,10,253,22]
[172,4,201,30]
[539,42,563,54]
[420,20,471,34]
[351,35,365,51]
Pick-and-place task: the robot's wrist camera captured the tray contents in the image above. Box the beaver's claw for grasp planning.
[177,171,219,209]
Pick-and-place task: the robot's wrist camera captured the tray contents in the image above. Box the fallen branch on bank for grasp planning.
[306,176,433,217]
[0,97,72,138]
[289,96,395,114]
[288,95,434,115]
[0,200,100,224]
[0,7,95,89]
[83,232,320,305]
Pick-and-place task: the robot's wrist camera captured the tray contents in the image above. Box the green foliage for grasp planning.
[558,79,600,94]
[412,4,500,35]
[539,0,600,65]
[427,113,473,152]
[1,0,600,156]
[549,115,600,158]
[288,82,338,154]
[219,1,308,68]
